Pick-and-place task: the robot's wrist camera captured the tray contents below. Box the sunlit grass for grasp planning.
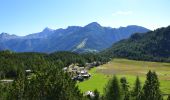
[78,58,170,96]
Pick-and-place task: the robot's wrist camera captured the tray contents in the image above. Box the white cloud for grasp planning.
[112,11,133,16]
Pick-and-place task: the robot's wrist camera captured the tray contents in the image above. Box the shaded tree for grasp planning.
[132,76,141,99]
[139,70,162,100]
[167,95,170,100]
[93,89,100,100]
[104,75,121,100]
[120,77,130,100]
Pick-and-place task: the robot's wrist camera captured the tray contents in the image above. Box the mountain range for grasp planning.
[0,22,149,53]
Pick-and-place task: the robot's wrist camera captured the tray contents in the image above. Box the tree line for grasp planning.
[0,50,109,79]
[88,71,169,100]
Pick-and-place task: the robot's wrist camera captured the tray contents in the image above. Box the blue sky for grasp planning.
[0,0,170,36]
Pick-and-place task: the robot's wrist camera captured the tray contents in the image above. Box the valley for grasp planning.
[1,25,170,99]
[1,0,170,99]
[78,58,170,95]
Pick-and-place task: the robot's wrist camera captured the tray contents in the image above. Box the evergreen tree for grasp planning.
[120,77,129,92]
[139,70,162,100]
[104,75,121,100]
[8,70,26,100]
[93,89,100,100]
[132,76,141,99]
[0,77,4,99]
[120,77,130,100]
[167,95,170,100]
[124,93,130,100]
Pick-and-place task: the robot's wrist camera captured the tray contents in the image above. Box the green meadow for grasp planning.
[78,58,170,95]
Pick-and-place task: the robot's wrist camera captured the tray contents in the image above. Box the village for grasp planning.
[63,61,102,82]
[0,61,103,98]
[0,61,103,83]
[62,61,103,97]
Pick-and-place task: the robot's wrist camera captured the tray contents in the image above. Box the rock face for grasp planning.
[0,22,149,53]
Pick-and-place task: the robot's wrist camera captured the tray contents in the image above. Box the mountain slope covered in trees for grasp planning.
[103,26,170,62]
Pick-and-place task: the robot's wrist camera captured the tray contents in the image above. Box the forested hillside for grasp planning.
[0,50,110,99]
[103,26,170,62]
[0,50,108,78]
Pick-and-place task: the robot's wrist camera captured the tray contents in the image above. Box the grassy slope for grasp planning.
[77,58,170,95]
[78,68,108,94]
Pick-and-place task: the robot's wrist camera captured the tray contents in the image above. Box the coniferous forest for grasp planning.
[0,50,166,100]
[0,50,108,100]
[102,26,170,62]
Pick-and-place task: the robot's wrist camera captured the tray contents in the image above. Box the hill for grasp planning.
[103,26,170,62]
[0,22,149,53]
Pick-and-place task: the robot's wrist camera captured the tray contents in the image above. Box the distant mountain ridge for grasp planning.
[0,33,18,41]
[0,22,149,53]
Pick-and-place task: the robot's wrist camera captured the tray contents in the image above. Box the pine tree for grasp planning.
[8,70,26,100]
[132,76,141,99]
[124,93,130,100]
[120,77,130,100]
[104,75,121,100]
[139,70,162,100]
[167,95,170,100]
[93,89,100,100]
[0,77,3,99]
[120,77,129,92]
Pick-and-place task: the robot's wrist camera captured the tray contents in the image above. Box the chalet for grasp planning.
[84,91,95,98]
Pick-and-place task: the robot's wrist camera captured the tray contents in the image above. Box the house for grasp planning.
[25,69,32,73]
[85,61,102,69]
[82,74,91,78]
[84,91,95,98]
[63,67,68,71]
[25,69,32,76]
[80,70,88,74]
[72,75,84,81]
[0,79,14,83]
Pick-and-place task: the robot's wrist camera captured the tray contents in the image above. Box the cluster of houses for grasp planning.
[1,62,103,98]
[85,61,102,69]
[62,61,104,97]
[63,61,103,82]
[63,64,91,81]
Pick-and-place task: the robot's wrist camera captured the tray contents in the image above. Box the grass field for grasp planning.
[77,58,170,96]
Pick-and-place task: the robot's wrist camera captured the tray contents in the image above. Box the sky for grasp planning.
[0,0,170,36]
